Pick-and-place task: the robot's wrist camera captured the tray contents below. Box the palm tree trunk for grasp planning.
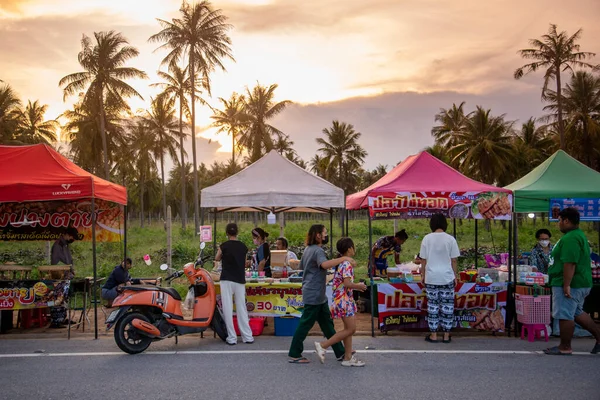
[179,100,187,230]
[190,52,200,233]
[161,154,167,231]
[556,68,565,150]
[232,128,235,166]
[99,95,110,180]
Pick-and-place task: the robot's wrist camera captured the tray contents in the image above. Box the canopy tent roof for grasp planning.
[346,151,511,210]
[505,150,600,213]
[201,150,344,212]
[0,144,127,205]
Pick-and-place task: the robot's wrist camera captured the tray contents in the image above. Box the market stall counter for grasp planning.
[373,281,509,333]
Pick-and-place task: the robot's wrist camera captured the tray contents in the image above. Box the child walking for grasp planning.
[315,238,367,367]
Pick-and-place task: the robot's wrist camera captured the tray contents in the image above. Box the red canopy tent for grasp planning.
[0,144,126,204]
[346,151,512,210]
[345,151,514,336]
[0,144,127,338]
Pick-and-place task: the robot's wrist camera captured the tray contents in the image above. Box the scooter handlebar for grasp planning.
[165,270,184,281]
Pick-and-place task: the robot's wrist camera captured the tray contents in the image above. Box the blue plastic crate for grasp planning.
[274,316,300,336]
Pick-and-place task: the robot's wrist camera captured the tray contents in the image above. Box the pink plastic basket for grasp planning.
[515,294,551,325]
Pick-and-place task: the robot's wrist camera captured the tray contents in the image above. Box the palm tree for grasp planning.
[62,93,126,175]
[450,107,515,184]
[151,64,193,229]
[149,0,234,233]
[309,154,331,180]
[59,31,147,180]
[316,120,368,193]
[544,71,600,169]
[238,83,292,163]
[424,143,452,165]
[13,100,58,144]
[506,118,556,184]
[145,96,181,223]
[514,24,598,150]
[166,161,195,220]
[128,119,156,228]
[431,102,470,147]
[0,83,21,143]
[211,92,247,165]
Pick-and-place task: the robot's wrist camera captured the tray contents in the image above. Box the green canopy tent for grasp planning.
[506,150,600,213]
[505,150,600,335]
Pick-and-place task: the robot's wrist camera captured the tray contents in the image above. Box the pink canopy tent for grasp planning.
[345,151,514,337]
[346,151,512,210]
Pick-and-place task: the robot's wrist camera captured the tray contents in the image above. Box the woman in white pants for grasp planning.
[215,223,254,345]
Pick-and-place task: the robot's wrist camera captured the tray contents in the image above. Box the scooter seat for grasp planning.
[121,286,182,301]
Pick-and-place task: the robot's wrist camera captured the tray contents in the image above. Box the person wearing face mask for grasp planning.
[529,229,553,274]
[49,227,79,328]
[251,228,271,277]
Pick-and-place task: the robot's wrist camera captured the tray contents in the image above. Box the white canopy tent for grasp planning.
[201,150,344,212]
[201,150,345,255]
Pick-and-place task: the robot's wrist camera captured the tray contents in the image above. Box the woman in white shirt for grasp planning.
[419,213,460,344]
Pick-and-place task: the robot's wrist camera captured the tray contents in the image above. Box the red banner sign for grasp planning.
[0,280,70,310]
[377,282,508,332]
[0,199,124,241]
[368,191,512,220]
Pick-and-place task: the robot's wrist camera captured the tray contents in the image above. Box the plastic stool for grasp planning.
[19,309,48,329]
[521,323,548,342]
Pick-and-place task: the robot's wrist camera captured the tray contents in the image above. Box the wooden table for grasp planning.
[37,265,72,279]
[0,265,32,280]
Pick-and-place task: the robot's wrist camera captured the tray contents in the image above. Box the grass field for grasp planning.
[2,217,599,288]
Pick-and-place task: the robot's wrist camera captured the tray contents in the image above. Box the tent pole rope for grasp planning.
[512,213,519,337]
[368,214,374,337]
[92,197,98,340]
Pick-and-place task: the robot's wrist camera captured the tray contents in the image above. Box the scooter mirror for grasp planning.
[200,242,206,250]
[159,264,169,271]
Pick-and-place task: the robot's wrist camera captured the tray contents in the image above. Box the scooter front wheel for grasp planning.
[114,312,153,354]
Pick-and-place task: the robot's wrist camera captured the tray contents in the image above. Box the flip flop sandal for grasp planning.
[288,357,310,364]
[425,334,439,343]
[590,343,600,354]
[543,346,572,356]
[442,336,452,344]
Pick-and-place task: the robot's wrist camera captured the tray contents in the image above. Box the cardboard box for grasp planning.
[270,250,287,267]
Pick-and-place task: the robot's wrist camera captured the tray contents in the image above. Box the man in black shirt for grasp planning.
[215,223,253,345]
[101,258,159,303]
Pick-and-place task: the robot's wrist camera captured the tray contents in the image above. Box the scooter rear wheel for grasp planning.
[114,312,152,354]
[211,306,227,342]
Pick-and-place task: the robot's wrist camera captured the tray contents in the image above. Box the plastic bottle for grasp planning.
[282,268,288,278]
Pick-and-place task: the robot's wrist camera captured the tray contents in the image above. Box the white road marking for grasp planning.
[0,349,595,358]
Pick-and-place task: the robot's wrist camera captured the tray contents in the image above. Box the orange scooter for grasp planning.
[106,242,227,354]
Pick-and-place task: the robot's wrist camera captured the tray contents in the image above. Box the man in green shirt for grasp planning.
[544,207,600,355]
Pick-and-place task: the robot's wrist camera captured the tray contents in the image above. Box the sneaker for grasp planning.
[341,356,365,367]
[337,350,356,361]
[314,342,326,364]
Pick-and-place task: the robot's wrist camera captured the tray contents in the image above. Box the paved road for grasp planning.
[1,335,599,400]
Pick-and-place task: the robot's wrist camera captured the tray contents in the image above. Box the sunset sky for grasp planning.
[1,0,599,170]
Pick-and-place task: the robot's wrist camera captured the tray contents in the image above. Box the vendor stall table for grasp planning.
[214,281,303,317]
[0,265,32,280]
[373,282,509,333]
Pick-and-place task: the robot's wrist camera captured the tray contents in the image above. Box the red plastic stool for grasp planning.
[521,324,548,342]
[19,309,48,329]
